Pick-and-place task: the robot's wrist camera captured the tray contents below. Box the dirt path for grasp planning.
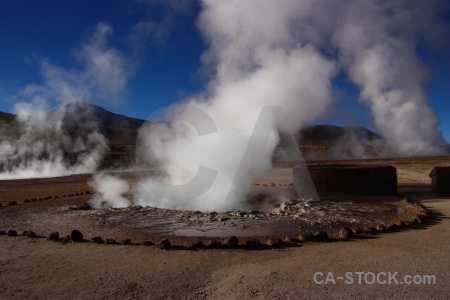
[0,157,449,299]
[0,194,448,299]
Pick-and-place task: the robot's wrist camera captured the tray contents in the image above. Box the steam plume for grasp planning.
[117,0,446,211]
[0,23,131,179]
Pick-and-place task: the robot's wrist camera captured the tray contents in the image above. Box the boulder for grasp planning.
[121,239,132,245]
[24,230,37,238]
[189,240,203,250]
[105,239,117,245]
[223,236,238,248]
[91,236,104,244]
[70,230,83,242]
[142,241,154,246]
[47,232,59,241]
[7,229,18,236]
[339,227,354,239]
[155,239,171,250]
[298,231,313,241]
[245,239,261,250]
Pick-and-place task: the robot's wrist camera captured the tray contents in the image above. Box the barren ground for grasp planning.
[0,156,449,299]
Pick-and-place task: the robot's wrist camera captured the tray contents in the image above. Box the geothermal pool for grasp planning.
[98,193,420,237]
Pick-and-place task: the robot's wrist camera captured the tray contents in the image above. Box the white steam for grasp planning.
[89,174,131,209]
[0,23,132,179]
[94,1,447,211]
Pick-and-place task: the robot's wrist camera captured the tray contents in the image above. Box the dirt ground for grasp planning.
[0,156,449,299]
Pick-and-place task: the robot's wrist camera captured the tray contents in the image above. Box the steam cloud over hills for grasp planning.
[94,0,448,211]
[0,1,448,211]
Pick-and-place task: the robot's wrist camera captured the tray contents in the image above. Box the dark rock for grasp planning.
[156,239,171,250]
[7,229,18,236]
[7,201,18,206]
[0,202,2,207]
[0,230,6,235]
[206,240,222,249]
[376,225,387,232]
[70,230,83,242]
[85,191,91,194]
[54,195,58,199]
[223,236,238,248]
[23,199,31,203]
[245,239,261,250]
[388,224,400,232]
[339,227,354,239]
[284,236,295,243]
[354,228,364,235]
[142,241,154,246]
[91,236,104,244]
[47,232,59,241]
[105,239,117,245]
[121,239,132,245]
[267,238,283,248]
[31,198,37,202]
[189,240,203,250]
[298,231,313,241]
[24,231,37,238]
[270,183,276,187]
[364,227,377,234]
[312,231,329,241]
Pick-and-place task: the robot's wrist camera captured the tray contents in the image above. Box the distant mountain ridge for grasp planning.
[48,102,145,129]
[1,102,382,141]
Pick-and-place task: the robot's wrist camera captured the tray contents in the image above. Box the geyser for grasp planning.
[92,0,446,211]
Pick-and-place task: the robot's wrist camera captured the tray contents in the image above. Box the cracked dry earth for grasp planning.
[0,156,449,299]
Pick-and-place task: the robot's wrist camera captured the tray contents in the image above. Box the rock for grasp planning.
[47,232,59,241]
[298,231,313,241]
[270,183,276,187]
[105,239,117,245]
[23,199,31,203]
[7,201,18,206]
[376,225,387,232]
[121,239,132,245]
[156,239,171,250]
[354,228,364,235]
[142,241,153,246]
[0,230,6,235]
[24,230,37,238]
[189,240,203,250]
[364,227,377,234]
[284,236,295,243]
[339,227,354,239]
[91,236,104,244]
[223,236,238,248]
[7,229,18,236]
[267,238,283,248]
[312,231,329,241]
[206,240,222,249]
[388,224,400,231]
[245,239,261,250]
[70,230,83,242]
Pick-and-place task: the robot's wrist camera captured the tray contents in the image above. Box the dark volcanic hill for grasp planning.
[48,102,145,129]
[1,102,384,165]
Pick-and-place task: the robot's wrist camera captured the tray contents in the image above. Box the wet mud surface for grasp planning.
[96,193,420,237]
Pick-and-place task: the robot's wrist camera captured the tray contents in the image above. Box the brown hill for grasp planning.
[1,103,384,167]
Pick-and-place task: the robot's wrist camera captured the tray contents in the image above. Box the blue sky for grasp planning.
[0,0,449,142]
